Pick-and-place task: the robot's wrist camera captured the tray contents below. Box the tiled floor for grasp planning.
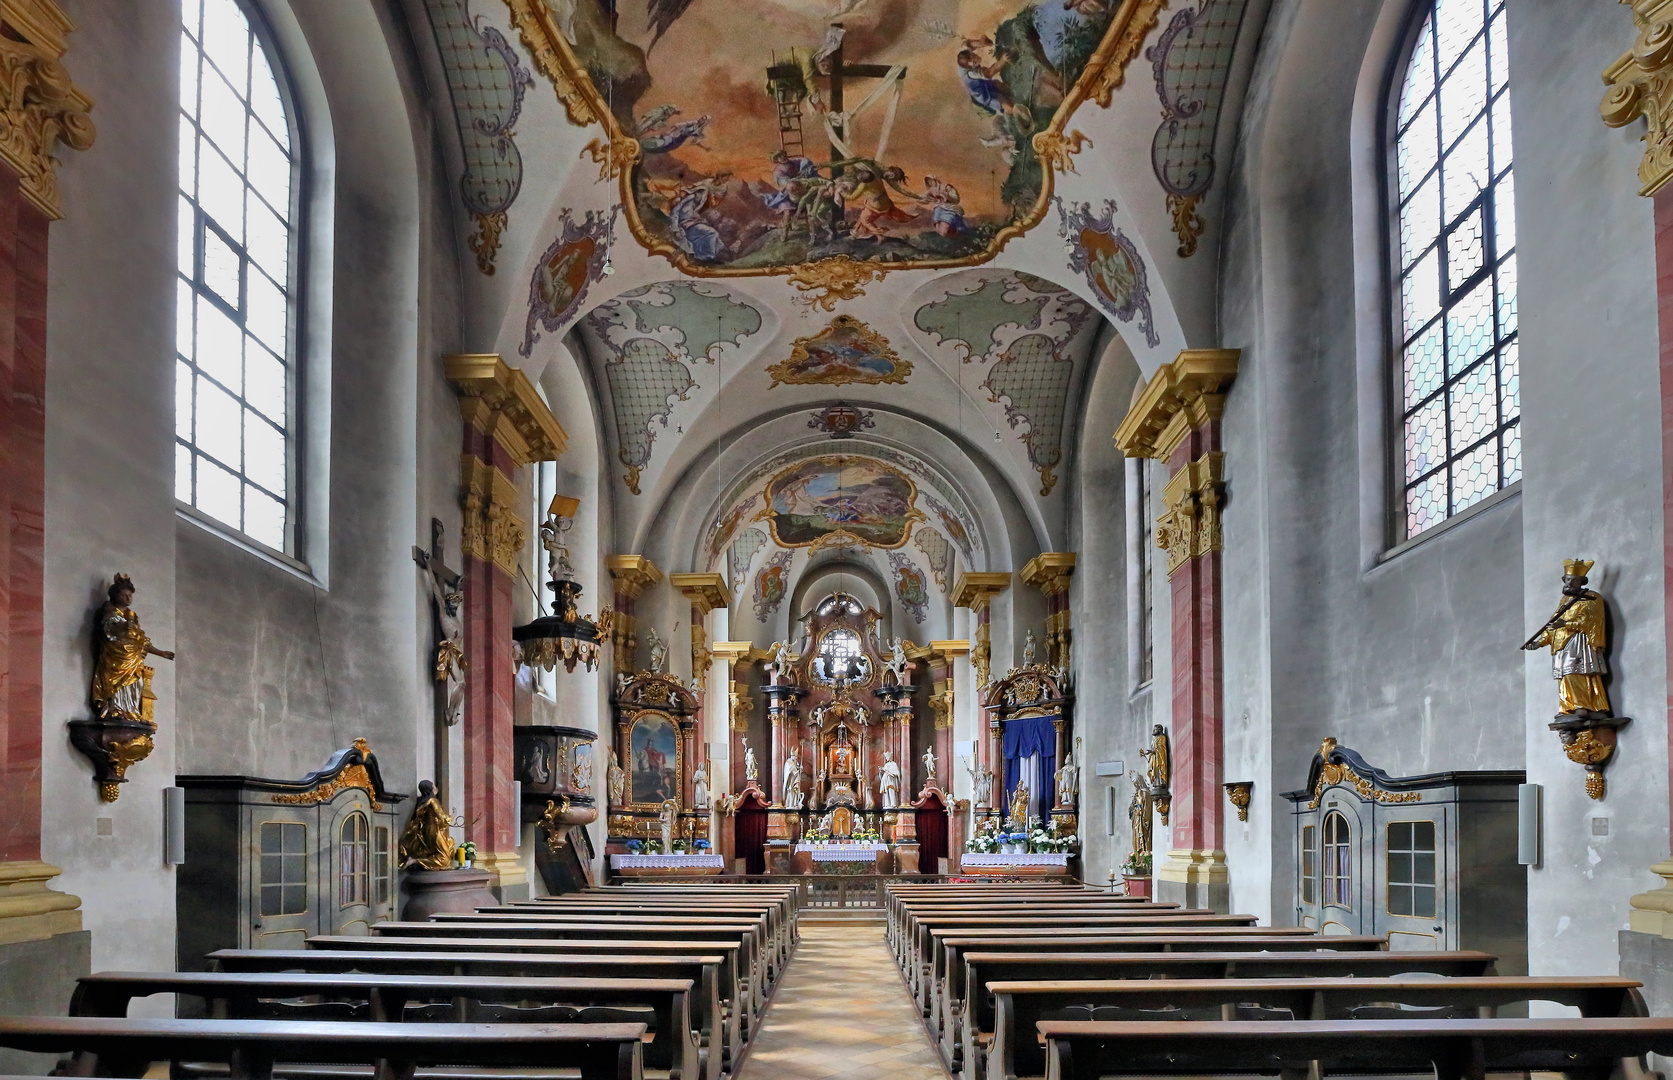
[740,919,949,1080]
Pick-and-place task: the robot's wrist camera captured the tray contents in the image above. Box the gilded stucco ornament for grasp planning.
[1224,780,1252,822]
[1155,451,1225,574]
[1032,129,1092,174]
[0,11,95,222]
[787,257,888,310]
[1522,560,1630,800]
[1602,0,1673,195]
[1304,737,1422,811]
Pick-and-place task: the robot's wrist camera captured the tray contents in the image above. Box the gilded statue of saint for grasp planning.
[1523,560,1611,719]
[1142,725,1170,790]
[91,574,174,721]
[399,779,458,870]
[1008,781,1030,828]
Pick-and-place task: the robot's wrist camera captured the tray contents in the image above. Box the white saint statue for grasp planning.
[783,751,805,809]
[877,750,902,808]
[1023,629,1038,667]
[607,749,626,807]
[963,756,994,807]
[646,629,669,674]
[693,759,710,810]
[743,737,759,784]
[1055,737,1081,808]
[922,746,937,784]
[765,640,794,684]
[884,638,910,683]
[658,800,675,853]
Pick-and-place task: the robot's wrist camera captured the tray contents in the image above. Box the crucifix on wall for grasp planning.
[413,518,466,730]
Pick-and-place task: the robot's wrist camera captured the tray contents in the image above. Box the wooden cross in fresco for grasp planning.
[767,23,904,167]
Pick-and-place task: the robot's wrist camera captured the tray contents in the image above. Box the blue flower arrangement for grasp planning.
[625,839,644,853]
[694,839,711,851]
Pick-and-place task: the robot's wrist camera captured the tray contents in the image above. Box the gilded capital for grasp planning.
[952,571,1012,610]
[670,572,730,615]
[606,554,663,598]
[1021,552,1077,597]
[1115,349,1240,461]
[459,454,526,575]
[1156,451,1225,574]
[0,0,94,221]
[444,354,569,465]
[1602,0,1673,195]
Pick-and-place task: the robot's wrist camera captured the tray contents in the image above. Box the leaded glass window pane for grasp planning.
[177,0,297,554]
[1392,0,1517,539]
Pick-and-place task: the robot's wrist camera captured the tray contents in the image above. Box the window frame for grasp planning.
[175,0,312,563]
[337,811,369,909]
[1382,0,1519,545]
[1322,811,1353,910]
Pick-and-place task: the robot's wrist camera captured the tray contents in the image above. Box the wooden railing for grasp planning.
[597,871,1075,907]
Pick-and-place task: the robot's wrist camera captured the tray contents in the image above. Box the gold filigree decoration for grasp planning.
[540,797,572,854]
[582,136,640,181]
[787,258,888,310]
[730,688,755,732]
[930,690,955,730]
[0,33,95,221]
[271,762,383,812]
[1033,129,1092,174]
[100,733,155,803]
[1602,3,1673,195]
[500,0,600,127]
[1087,0,1172,107]
[462,454,528,575]
[469,211,506,275]
[1306,757,1420,811]
[1167,192,1205,257]
[1155,451,1224,574]
[1224,781,1252,822]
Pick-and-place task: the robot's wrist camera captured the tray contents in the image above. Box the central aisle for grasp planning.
[740,918,949,1080]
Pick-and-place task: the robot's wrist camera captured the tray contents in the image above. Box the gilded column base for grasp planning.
[473,850,530,900]
[1628,859,1673,936]
[0,861,82,946]
[1154,848,1229,914]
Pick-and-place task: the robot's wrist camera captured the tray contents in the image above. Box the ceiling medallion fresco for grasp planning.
[768,315,910,388]
[758,454,926,549]
[519,206,619,356]
[504,0,1169,301]
[1056,198,1158,347]
[809,401,876,438]
[888,551,930,623]
[754,549,796,620]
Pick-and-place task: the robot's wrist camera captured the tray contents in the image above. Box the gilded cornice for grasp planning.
[1156,451,1224,575]
[1114,349,1240,461]
[606,554,662,598]
[460,453,526,575]
[444,354,569,465]
[669,572,730,615]
[1602,0,1673,195]
[711,640,753,663]
[929,640,971,658]
[952,571,1012,610]
[0,0,94,221]
[1021,552,1077,596]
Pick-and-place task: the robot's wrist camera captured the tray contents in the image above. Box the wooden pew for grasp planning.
[956,949,1498,1080]
[70,971,705,1080]
[360,923,765,1030]
[0,1016,645,1080]
[450,909,789,974]
[511,900,796,958]
[207,950,736,1076]
[929,930,1372,1048]
[1037,1017,1673,1080]
[989,975,1647,1080]
[888,900,1178,955]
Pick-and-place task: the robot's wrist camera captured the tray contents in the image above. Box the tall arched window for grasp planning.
[176,0,300,554]
[1391,0,1517,540]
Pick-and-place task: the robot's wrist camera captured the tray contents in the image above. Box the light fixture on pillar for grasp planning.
[514,495,613,673]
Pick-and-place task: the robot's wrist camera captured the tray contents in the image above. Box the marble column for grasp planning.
[446,355,568,900]
[1021,554,1076,670]
[929,640,968,796]
[1115,349,1238,912]
[952,573,1008,803]
[605,556,661,675]
[0,6,93,1015]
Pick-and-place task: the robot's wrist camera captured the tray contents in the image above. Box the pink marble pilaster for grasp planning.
[460,425,519,860]
[1656,187,1673,843]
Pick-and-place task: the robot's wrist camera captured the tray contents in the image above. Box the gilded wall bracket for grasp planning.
[1549,715,1631,801]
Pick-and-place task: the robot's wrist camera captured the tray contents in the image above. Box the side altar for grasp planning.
[603,671,715,874]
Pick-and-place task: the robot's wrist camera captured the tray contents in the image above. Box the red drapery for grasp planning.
[915,794,947,873]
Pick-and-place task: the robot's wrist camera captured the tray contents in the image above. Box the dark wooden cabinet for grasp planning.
[176,740,407,971]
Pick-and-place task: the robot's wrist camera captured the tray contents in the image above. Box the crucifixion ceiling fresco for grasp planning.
[506,0,1168,295]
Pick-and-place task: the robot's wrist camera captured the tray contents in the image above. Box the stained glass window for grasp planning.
[177,0,299,553]
[1392,0,1517,539]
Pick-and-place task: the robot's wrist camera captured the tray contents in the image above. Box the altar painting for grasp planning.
[628,712,680,806]
[519,0,1154,279]
[762,455,923,549]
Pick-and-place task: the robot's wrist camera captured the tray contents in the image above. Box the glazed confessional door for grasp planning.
[248,808,316,949]
[1374,805,1451,951]
[1317,800,1367,937]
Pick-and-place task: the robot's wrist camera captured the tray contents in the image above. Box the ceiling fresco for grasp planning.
[888,550,930,623]
[754,548,797,620]
[760,454,926,548]
[509,0,1170,295]
[577,280,766,492]
[914,270,1096,495]
[728,526,770,595]
[913,524,952,590]
[767,314,910,388]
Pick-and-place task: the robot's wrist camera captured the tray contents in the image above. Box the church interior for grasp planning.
[6,0,1673,1073]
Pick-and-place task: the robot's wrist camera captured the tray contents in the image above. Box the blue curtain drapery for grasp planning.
[1001,714,1056,826]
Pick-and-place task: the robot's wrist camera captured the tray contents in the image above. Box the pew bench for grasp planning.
[1038,1017,1673,1080]
[69,971,705,1080]
[206,950,735,1075]
[988,975,1647,1080]
[0,1016,645,1080]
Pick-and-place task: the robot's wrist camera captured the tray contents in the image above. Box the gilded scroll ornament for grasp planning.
[1032,129,1092,174]
[581,135,641,181]
[1304,739,1422,810]
[787,258,889,311]
[540,797,572,854]
[0,31,94,221]
[1602,2,1673,195]
[1523,560,1631,800]
[1155,451,1225,573]
[1224,780,1252,822]
[501,0,601,127]
[100,734,154,803]
[469,211,507,275]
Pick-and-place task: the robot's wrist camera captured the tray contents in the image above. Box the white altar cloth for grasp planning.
[611,854,725,869]
[959,852,1070,867]
[796,843,885,861]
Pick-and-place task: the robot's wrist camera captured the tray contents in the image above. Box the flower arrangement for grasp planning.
[693,839,711,852]
[1121,851,1152,875]
[965,818,1002,853]
[803,825,832,844]
[851,826,881,844]
[457,841,478,867]
[625,839,644,854]
[643,837,663,855]
[672,839,688,854]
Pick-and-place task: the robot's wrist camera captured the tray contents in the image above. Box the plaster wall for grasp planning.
[42,0,181,994]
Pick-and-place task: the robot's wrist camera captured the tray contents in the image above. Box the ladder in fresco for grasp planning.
[768,56,806,158]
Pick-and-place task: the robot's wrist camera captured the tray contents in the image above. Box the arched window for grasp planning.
[338,812,368,908]
[813,626,870,685]
[1390,0,1517,539]
[176,0,301,554]
[1322,811,1353,908]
